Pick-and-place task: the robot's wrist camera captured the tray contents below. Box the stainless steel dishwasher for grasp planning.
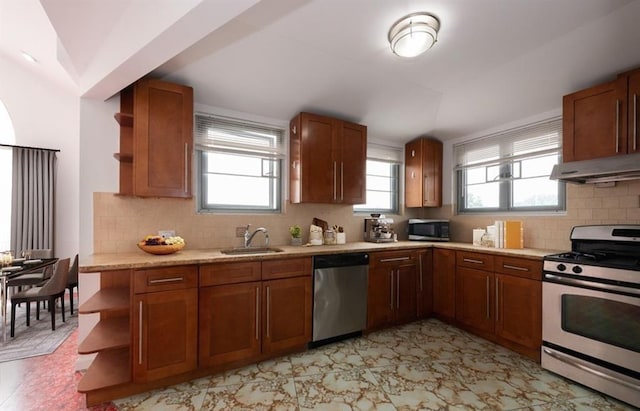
[311,252,369,346]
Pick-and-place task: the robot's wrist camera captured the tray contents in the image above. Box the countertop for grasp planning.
[79,241,561,273]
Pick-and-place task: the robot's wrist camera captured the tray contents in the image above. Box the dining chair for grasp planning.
[10,258,70,337]
[66,254,79,314]
[6,248,54,291]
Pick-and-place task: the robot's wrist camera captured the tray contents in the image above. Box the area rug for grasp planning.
[0,302,78,362]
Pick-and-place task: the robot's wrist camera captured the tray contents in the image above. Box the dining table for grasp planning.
[0,257,58,342]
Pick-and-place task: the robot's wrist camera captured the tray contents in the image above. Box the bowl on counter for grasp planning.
[137,241,185,255]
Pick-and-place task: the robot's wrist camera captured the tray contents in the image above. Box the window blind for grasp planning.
[454,117,562,170]
[195,113,285,158]
[367,143,403,163]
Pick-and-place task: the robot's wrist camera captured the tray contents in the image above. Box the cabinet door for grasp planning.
[199,282,261,368]
[339,120,367,204]
[395,264,417,324]
[627,70,640,154]
[495,274,541,351]
[422,138,442,207]
[563,77,627,162]
[405,139,423,208]
[367,266,393,330]
[433,248,456,320]
[133,79,194,197]
[262,276,311,355]
[299,113,335,203]
[133,288,197,382]
[456,267,494,335]
[417,249,433,318]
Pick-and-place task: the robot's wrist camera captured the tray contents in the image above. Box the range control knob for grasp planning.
[557,264,567,272]
[572,265,583,274]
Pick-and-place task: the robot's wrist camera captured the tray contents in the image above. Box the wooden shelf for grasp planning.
[114,113,133,127]
[77,348,130,393]
[78,317,130,354]
[79,287,129,314]
[113,153,133,162]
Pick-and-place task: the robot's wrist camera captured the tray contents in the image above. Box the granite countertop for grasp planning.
[79,241,560,273]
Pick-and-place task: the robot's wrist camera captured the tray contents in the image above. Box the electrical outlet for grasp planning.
[236,227,247,237]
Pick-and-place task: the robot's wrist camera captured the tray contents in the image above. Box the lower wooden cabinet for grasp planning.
[432,248,456,320]
[456,266,494,336]
[416,249,433,318]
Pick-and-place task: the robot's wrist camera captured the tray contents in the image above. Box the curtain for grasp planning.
[10,147,56,256]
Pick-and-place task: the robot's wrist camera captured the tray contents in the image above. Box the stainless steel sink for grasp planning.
[220,247,284,255]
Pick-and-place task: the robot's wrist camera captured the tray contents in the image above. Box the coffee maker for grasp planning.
[364,215,395,243]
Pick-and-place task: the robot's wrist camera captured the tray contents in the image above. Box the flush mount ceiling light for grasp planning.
[388,12,440,58]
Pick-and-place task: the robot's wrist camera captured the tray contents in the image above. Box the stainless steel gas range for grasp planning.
[542,225,640,408]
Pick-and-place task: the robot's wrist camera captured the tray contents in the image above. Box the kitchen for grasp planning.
[1,0,640,409]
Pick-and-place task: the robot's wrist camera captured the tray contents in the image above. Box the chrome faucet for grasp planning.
[244,225,269,248]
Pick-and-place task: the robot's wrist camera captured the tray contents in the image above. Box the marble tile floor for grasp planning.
[1,318,636,410]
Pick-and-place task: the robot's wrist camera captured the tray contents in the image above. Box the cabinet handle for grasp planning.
[291,125,297,135]
[255,287,260,341]
[396,269,400,310]
[418,254,423,292]
[411,149,415,157]
[463,258,483,265]
[184,143,189,193]
[634,94,638,151]
[411,171,415,179]
[502,264,529,272]
[495,278,499,322]
[486,276,490,319]
[148,277,184,285]
[340,162,344,201]
[266,286,271,338]
[389,271,394,310]
[380,256,410,263]
[616,99,620,153]
[138,300,143,365]
[333,161,337,201]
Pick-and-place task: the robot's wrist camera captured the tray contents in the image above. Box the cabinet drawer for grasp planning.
[494,256,542,280]
[262,257,312,280]
[134,265,197,294]
[200,261,261,287]
[456,251,494,271]
[370,250,417,267]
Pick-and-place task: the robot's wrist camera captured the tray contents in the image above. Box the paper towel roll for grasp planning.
[473,229,485,246]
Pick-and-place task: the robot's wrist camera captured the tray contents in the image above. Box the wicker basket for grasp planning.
[137,241,185,255]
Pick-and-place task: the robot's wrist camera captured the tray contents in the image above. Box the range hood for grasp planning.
[550,152,640,184]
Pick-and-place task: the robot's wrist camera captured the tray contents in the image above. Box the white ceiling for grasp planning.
[3,0,640,145]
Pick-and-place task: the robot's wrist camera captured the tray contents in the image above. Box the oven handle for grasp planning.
[544,273,640,297]
[543,347,640,391]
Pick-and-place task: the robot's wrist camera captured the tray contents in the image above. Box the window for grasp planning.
[195,113,285,213]
[354,144,402,214]
[455,117,565,213]
[0,100,14,251]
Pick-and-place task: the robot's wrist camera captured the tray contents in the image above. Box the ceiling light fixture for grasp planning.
[20,51,38,63]
[388,12,440,58]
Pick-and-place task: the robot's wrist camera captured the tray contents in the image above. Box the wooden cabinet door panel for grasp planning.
[199,282,261,368]
[627,70,640,154]
[405,139,423,208]
[417,250,433,318]
[367,266,393,330]
[563,77,627,162]
[422,138,442,207]
[396,264,417,324]
[495,274,541,350]
[433,248,456,319]
[456,267,494,334]
[134,79,193,197]
[262,276,311,354]
[133,288,197,382]
[300,113,334,203]
[339,121,367,204]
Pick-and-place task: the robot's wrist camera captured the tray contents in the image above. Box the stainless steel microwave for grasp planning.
[408,219,450,241]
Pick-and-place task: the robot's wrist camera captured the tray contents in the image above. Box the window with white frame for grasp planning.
[195,113,285,213]
[354,144,402,214]
[455,117,565,213]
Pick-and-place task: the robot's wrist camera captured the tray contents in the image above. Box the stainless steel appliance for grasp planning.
[311,253,369,346]
[542,225,640,408]
[408,218,450,241]
[364,216,395,243]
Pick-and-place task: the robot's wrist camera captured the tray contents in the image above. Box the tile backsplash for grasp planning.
[93,179,639,254]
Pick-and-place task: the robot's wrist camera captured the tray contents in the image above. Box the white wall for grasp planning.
[0,53,80,260]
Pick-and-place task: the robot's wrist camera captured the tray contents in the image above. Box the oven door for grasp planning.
[542,277,640,371]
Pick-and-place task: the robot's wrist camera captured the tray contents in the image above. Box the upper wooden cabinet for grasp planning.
[405,137,443,208]
[115,79,194,198]
[563,68,640,162]
[289,112,367,204]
